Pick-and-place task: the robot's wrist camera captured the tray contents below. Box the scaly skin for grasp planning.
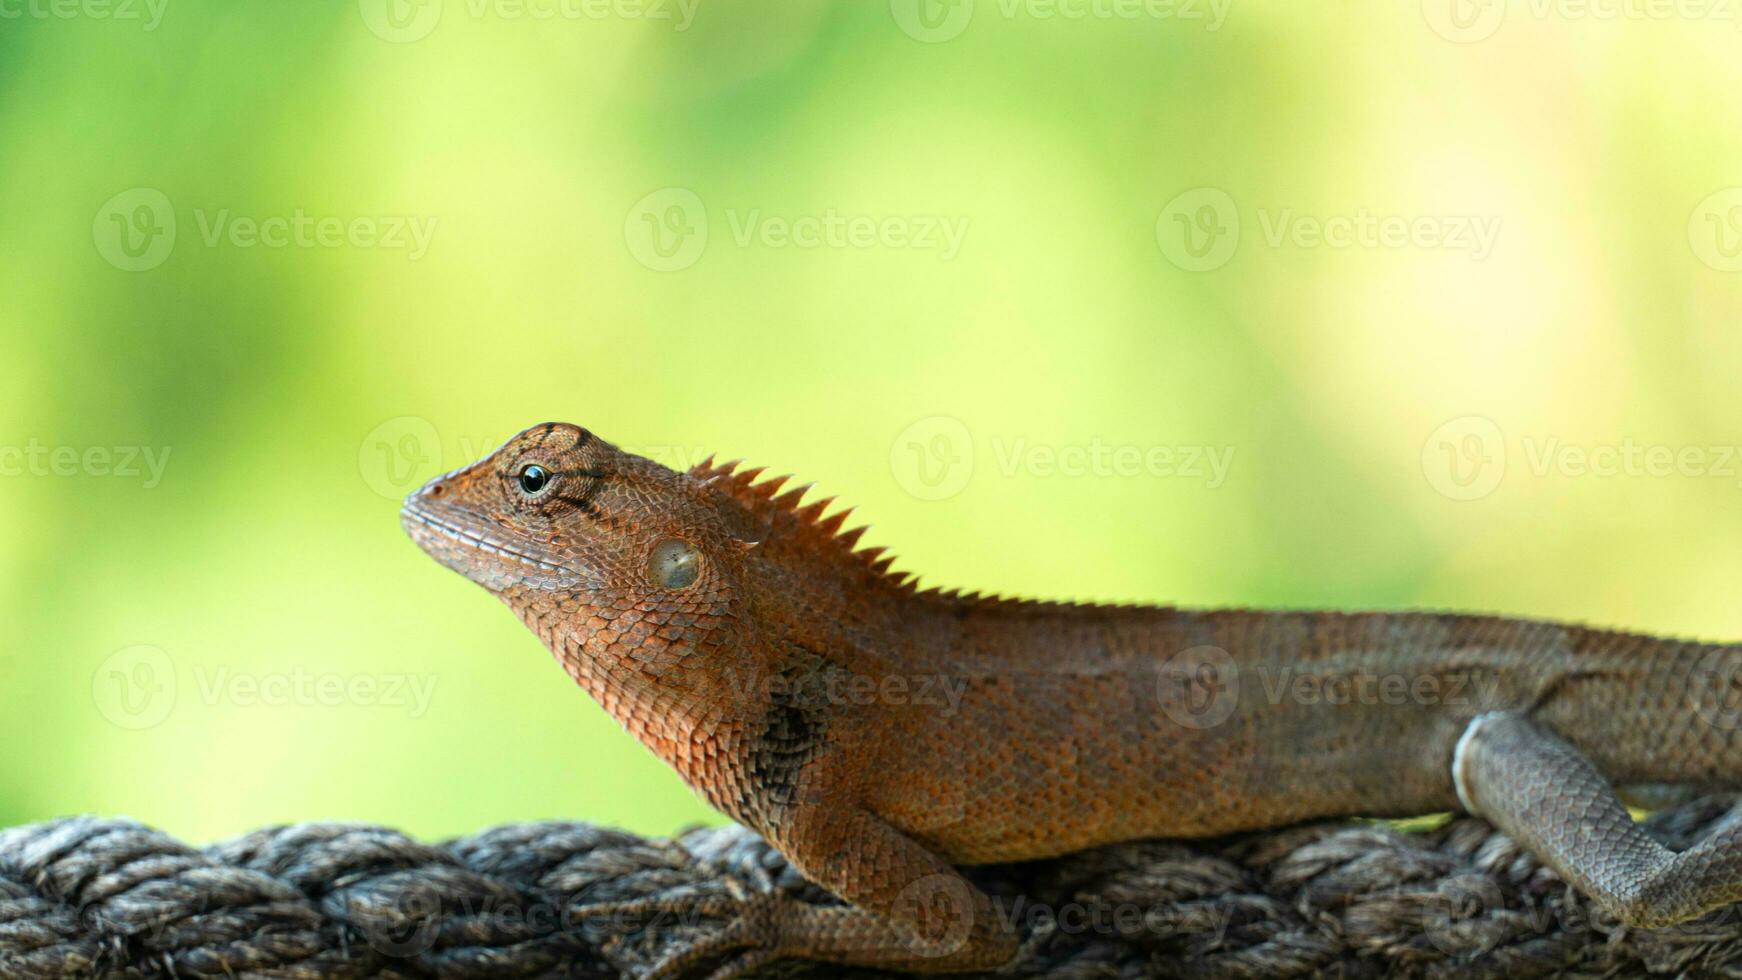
[401,422,1742,977]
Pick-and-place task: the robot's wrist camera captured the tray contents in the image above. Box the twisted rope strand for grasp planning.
[4,800,1742,979]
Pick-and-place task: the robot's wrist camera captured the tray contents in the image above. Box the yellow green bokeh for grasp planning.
[2,1,1740,842]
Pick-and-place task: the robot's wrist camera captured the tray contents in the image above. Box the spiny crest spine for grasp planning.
[686,456,1144,616]
[689,457,913,590]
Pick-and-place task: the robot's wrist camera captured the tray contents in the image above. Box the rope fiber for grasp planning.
[4,799,1742,979]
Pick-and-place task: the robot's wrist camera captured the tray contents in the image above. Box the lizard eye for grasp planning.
[518,464,550,495]
[647,538,701,590]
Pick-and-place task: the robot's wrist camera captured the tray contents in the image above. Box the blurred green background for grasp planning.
[2,1,1741,843]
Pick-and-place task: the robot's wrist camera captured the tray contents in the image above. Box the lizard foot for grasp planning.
[577,874,798,980]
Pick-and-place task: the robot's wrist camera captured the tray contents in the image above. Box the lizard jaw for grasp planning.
[400,501,579,592]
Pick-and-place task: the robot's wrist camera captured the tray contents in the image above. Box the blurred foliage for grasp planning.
[1,1,1740,842]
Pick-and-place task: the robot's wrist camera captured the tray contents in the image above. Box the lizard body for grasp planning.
[402,422,1742,976]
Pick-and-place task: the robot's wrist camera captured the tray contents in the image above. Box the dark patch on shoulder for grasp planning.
[741,657,840,818]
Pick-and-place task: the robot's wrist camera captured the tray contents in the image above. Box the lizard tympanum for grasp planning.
[402,422,1742,978]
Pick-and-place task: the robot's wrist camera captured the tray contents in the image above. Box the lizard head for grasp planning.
[402,422,907,711]
[400,422,754,607]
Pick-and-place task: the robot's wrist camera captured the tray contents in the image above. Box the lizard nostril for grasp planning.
[427,483,446,499]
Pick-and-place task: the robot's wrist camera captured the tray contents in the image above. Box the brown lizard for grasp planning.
[401,421,1742,978]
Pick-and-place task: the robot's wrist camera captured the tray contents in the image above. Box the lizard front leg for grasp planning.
[610,807,1020,979]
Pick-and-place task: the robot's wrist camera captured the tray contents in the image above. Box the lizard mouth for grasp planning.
[400,503,570,577]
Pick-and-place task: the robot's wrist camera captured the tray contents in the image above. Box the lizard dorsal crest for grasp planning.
[688,456,916,590]
[686,455,1139,615]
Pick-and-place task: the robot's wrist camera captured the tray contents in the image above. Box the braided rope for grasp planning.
[3,800,1742,979]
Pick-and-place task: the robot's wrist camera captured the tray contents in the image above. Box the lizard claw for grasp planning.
[578,885,791,980]
[638,892,784,980]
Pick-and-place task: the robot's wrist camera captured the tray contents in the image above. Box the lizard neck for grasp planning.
[502,586,752,779]
[735,552,911,669]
